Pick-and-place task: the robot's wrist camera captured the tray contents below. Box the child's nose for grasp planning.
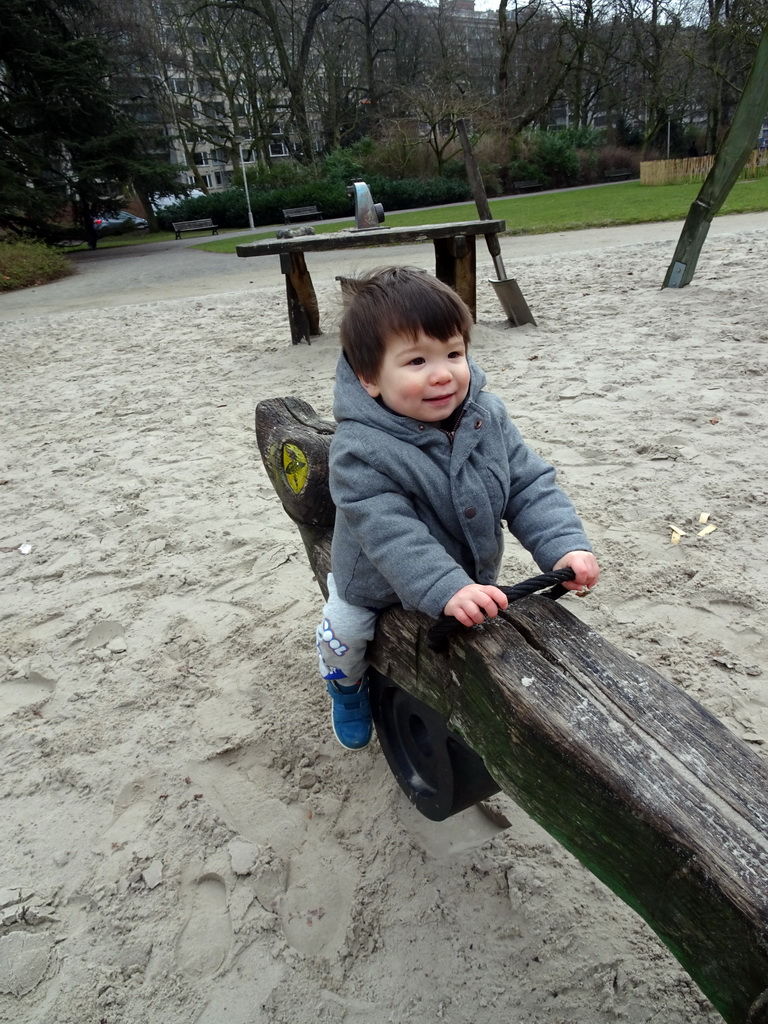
[430,361,452,383]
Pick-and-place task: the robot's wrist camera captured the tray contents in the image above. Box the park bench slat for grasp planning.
[171,218,219,239]
[512,180,543,193]
[282,205,323,223]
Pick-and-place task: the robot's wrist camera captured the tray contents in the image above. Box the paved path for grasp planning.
[2,211,767,322]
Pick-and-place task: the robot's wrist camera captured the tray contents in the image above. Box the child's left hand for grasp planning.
[552,550,600,592]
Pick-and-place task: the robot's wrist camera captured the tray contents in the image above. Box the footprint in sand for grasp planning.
[0,930,53,997]
[81,620,125,649]
[99,774,169,857]
[0,671,56,720]
[279,842,357,956]
[176,874,233,978]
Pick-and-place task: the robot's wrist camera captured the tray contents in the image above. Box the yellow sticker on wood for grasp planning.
[282,443,308,495]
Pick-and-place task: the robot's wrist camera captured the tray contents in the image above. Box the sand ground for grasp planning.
[1,213,767,1023]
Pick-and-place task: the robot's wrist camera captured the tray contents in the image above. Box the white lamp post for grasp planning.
[238,141,255,230]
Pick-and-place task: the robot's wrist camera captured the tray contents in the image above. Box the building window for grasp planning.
[198,76,221,95]
[202,174,213,188]
[193,151,210,165]
[269,141,289,157]
[203,101,226,118]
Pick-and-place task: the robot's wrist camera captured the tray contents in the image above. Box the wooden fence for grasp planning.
[641,148,768,185]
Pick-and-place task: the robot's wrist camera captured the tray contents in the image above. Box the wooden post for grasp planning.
[255,395,768,1024]
[663,22,768,288]
[456,118,493,220]
[279,252,321,343]
[433,234,476,320]
[455,118,537,327]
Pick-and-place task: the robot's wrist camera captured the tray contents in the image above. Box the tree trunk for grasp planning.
[77,191,98,249]
[134,185,159,232]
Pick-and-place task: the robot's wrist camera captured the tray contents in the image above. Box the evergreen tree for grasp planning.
[0,0,177,246]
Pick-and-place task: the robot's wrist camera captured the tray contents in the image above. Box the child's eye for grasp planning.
[448,350,464,359]
[409,357,425,366]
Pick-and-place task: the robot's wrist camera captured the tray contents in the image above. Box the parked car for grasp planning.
[93,210,149,236]
[151,190,204,211]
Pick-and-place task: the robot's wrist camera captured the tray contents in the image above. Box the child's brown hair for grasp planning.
[340,266,473,382]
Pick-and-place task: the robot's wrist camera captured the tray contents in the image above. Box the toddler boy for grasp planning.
[317,266,599,749]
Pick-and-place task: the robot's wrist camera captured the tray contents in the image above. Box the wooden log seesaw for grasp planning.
[255,395,768,1024]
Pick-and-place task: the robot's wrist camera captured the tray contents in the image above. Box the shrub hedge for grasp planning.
[154,132,642,231]
[0,239,74,292]
[155,174,472,230]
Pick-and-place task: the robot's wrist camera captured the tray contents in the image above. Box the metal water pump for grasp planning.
[347,180,385,231]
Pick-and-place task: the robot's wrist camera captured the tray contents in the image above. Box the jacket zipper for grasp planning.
[441,409,465,448]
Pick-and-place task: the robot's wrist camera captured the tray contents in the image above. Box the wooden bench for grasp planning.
[236,219,506,344]
[512,180,543,193]
[282,205,323,224]
[604,168,632,181]
[171,218,219,239]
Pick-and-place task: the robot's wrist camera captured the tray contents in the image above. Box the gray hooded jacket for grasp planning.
[329,352,591,618]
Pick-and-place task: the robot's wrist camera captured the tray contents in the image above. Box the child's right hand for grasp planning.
[444,584,509,627]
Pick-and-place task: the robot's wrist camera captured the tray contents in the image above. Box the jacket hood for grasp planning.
[333,351,488,439]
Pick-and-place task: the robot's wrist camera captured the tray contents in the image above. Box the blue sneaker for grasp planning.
[327,680,373,750]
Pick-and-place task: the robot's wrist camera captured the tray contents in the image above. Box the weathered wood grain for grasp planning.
[236,219,506,258]
[254,396,768,1024]
[278,252,320,343]
[239,220,507,341]
[433,233,476,319]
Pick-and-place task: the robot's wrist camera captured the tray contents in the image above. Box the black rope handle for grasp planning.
[426,567,576,655]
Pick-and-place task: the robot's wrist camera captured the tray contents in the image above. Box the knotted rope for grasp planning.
[426,567,576,654]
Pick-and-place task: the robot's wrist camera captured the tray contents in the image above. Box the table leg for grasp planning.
[279,252,321,345]
[433,234,476,320]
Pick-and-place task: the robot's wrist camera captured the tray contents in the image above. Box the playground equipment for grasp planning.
[663,22,768,288]
[256,394,768,1024]
[455,117,536,327]
[237,218,506,344]
[346,180,385,231]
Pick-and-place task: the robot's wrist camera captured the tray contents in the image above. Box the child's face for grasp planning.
[358,329,470,422]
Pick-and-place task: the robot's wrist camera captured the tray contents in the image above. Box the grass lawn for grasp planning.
[61,226,246,253]
[195,176,768,254]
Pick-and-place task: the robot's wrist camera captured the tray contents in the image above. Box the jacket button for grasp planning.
[417,424,425,431]
[465,506,477,519]
[474,419,483,429]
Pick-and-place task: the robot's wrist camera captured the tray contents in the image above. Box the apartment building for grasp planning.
[155,0,495,192]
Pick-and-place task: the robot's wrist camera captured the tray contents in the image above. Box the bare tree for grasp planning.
[310,0,391,149]
[496,0,571,134]
[555,0,629,128]
[689,0,765,151]
[612,0,696,153]
[207,0,339,162]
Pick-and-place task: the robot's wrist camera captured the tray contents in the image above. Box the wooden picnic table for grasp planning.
[236,219,506,344]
